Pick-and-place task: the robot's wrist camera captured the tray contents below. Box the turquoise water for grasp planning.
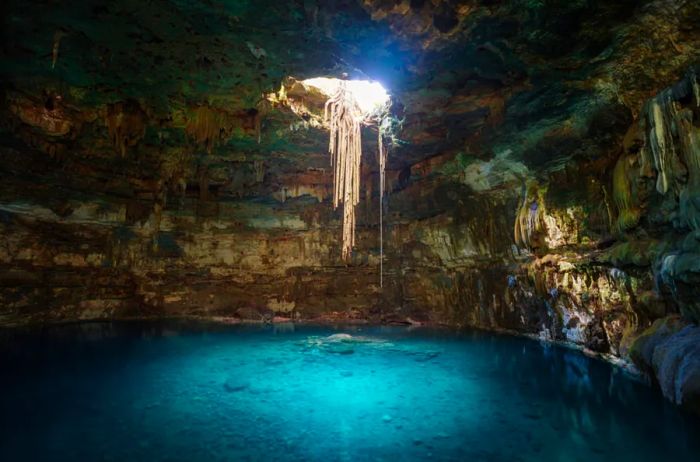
[1,322,698,461]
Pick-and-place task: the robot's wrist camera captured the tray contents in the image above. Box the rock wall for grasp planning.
[399,68,700,412]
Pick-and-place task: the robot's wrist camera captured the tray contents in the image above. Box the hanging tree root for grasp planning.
[325,81,363,261]
[378,129,386,286]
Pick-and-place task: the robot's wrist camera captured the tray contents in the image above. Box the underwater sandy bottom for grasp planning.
[1,323,698,461]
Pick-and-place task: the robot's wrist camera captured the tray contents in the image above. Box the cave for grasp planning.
[1,0,700,460]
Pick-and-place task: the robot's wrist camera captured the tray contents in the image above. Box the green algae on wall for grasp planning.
[612,153,641,232]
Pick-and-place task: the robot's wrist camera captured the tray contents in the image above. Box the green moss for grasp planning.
[439,152,472,178]
[612,154,640,232]
[600,239,665,267]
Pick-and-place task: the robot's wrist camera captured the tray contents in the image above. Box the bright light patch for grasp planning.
[303,77,389,114]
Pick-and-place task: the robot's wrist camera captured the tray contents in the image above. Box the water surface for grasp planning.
[1,322,698,461]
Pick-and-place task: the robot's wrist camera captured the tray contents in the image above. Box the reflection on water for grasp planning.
[1,322,698,461]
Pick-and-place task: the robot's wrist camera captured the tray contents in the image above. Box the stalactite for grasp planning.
[675,70,700,230]
[105,101,147,157]
[601,185,615,233]
[185,106,233,154]
[253,160,265,183]
[254,99,269,145]
[51,31,66,69]
[255,111,261,144]
[678,112,700,230]
[324,80,363,261]
[642,68,700,195]
[513,182,545,249]
[640,68,700,229]
[151,201,163,251]
[648,98,676,194]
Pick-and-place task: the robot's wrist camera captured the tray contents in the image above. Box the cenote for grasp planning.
[1,322,699,461]
[3,1,700,460]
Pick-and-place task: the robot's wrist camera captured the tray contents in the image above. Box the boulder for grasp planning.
[630,317,700,413]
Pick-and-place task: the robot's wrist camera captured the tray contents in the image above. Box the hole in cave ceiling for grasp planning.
[301,77,390,115]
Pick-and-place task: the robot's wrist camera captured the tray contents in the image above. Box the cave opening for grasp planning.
[302,77,390,115]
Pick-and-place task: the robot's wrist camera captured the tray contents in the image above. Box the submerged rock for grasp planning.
[223,378,250,393]
[325,333,355,342]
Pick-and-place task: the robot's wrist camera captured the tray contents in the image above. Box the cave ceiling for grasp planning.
[1,0,700,209]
